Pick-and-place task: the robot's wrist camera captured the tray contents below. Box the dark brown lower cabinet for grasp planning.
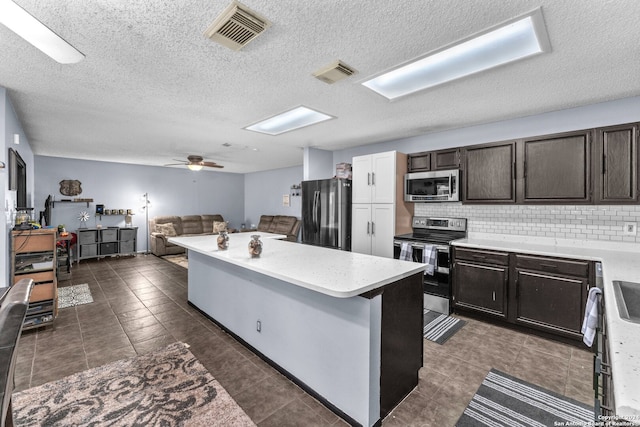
[452,248,509,320]
[453,247,594,341]
[512,270,588,336]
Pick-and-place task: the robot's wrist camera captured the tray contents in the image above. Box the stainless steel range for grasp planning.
[393,217,467,315]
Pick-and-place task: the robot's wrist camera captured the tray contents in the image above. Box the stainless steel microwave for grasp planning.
[404,170,460,202]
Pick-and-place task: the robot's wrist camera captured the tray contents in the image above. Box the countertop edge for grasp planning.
[169,235,427,298]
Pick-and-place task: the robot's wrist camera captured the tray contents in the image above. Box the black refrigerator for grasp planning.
[301,178,352,251]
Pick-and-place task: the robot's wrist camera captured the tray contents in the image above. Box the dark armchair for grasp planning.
[1,279,34,427]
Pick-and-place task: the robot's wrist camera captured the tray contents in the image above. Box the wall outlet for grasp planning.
[623,222,637,236]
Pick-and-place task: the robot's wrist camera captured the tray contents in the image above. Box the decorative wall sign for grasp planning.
[59,180,82,196]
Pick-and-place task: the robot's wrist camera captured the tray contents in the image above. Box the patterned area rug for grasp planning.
[456,369,594,426]
[423,309,466,344]
[163,254,188,269]
[12,342,255,427]
[57,283,93,309]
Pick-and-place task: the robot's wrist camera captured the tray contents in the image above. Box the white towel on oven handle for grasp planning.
[422,244,436,276]
[581,286,602,347]
[399,242,413,261]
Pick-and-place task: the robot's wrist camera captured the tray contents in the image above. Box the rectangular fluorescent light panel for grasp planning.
[362,8,550,100]
[0,0,84,64]
[245,106,334,135]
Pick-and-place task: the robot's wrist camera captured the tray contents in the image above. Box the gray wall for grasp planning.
[244,165,302,229]
[34,156,245,253]
[333,95,640,165]
[3,89,36,282]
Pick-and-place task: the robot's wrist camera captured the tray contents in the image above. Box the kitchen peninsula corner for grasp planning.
[169,233,425,427]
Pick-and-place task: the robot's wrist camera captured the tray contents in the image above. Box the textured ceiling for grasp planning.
[1,0,640,173]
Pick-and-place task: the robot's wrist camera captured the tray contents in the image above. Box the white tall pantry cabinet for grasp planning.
[351,151,413,258]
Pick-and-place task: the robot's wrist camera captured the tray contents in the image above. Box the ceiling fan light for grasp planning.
[0,0,85,64]
[187,164,203,171]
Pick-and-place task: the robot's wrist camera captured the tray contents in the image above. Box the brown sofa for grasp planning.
[256,215,301,242]
[149,214,226,256]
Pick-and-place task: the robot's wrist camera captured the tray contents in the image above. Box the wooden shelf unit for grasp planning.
[11,228,58,330]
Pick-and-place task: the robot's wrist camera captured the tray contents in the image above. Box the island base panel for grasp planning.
[187,251,422,427]
[187,251,381,426]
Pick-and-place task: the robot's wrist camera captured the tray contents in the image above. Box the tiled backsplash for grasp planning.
[413,203,640,243]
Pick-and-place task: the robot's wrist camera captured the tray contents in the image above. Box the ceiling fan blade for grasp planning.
[164,162,186,166]
[202,161,224,168]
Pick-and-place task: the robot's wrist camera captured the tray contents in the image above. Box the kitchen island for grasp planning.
[168,233,426,427]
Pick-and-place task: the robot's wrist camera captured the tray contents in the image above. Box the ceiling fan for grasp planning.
[165,155,224,171]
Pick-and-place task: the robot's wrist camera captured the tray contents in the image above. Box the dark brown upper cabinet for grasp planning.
[521,130,592,203]
[407,151,431,172]
[463,141,516,203]
[409,120,639,205]
[431,148,461,170]
[407,148,461,172]
[594,123,638,203]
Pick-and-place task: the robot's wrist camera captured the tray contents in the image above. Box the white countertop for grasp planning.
[452,232,640,418]
[168,233,426,298]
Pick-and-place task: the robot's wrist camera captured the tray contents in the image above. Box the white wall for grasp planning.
[34,156,245,253]
[243,165,302,229]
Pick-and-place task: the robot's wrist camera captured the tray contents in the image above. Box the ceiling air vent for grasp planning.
[313,60,358,84]
[203,1,272,51]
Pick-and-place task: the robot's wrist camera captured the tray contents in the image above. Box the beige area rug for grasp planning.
[12,342,255,427]
[163,254,188,269]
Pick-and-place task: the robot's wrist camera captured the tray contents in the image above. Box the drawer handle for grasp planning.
[472,254,486,260]
[539,263,558,269]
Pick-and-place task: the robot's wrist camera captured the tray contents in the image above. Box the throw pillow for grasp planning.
[156,223,177,237]
[213,221,227,233]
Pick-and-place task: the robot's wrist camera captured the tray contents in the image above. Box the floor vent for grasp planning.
[204,1,271,51]
[313,60,358,84]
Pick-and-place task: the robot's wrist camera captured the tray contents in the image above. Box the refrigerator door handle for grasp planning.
[314,190,321,233]
[312,190,317,232]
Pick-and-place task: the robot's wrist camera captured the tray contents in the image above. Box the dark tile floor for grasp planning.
[14,255,594,426]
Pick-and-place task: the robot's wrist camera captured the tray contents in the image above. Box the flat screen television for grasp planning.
[9,148,27,210]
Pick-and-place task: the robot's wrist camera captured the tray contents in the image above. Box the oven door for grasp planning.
[393,241,451,298]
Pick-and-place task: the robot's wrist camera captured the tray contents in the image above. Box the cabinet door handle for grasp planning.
[371,172,375,185]
[367,173,371,186]
[371,222,375,235]
[472,254,486,260]
[540,263,558,269]
[492,291,496,301]
[367,222,370,235]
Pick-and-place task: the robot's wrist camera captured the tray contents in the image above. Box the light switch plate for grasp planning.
[623,222,637,236]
